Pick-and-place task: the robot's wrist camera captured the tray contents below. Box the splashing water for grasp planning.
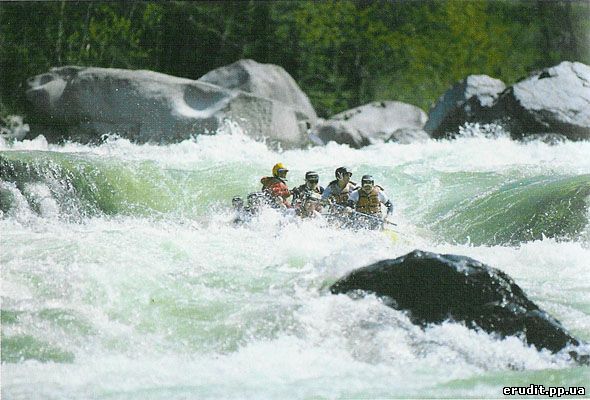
[1,125,589,399]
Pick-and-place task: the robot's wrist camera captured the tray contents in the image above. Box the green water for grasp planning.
[1,134,589,399]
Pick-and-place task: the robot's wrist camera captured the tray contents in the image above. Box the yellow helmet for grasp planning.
[272,163,288,177]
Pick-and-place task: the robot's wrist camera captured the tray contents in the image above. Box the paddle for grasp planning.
[326,202,398,228]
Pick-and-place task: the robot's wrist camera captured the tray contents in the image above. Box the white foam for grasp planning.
[2,129,589,398]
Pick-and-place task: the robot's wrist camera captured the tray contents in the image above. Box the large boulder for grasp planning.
[489,61,590,140]
[198,59,317,123]
[424,75,506,138]
[426,62,590,140]
[310,101,427,147]
[1,115,30,141]
[25,64,314,148]
[386,128,430,144]
[330,250,584,358]
[332,101,427,142]
[309,119,369,148]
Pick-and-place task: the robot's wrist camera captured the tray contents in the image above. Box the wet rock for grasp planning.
[330,250,584,356]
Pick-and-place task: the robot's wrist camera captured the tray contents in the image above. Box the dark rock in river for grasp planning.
[25,61,315,148]
[330,250,583,356]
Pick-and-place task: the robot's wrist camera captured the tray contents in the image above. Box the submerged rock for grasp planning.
[25,62,315,148]
[330,250,584,358]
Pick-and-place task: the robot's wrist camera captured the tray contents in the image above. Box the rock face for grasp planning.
[424,75,506,138]
[426,62,590,140]
[198,59,317,123]
[489,61,590,140]
[25,63,315,148]
[330,250,582,355]
[311,101,428,147]
[1,115,30,141]
[309,119,370,148]
[332,101,427,141]
[386,128,430,144]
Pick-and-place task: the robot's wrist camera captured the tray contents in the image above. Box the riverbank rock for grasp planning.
[489,61,590,140]
[309,119,370,148]
[330,250,583,356]
[1,115,30,141]
[310,101,427,147]
[198,59,317,123]
[386,128,430,144]
[424,75,506,138]
[332,101,427,141]
[426,62,590,140]
[24,64,314,148]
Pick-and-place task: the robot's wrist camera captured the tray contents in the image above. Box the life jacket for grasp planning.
[355,186,382,215]
[326,180,357,206]
[292,184,324,217]
[261,176,291,206]
[292,184,323,202]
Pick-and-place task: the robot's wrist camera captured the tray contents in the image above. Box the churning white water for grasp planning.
[1,126,589,399]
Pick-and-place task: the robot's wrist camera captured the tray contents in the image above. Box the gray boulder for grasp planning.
[198,59,317,123]
[309,119,369,148]
[424,75,506,138]
[25,65,313,148]
[1,115,30,141]
[489,61,590,140]
[386,128,430,144]
[332,101,427,142]
[310,101,428,147]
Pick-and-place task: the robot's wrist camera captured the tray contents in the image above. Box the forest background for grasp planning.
[1,0,589,119]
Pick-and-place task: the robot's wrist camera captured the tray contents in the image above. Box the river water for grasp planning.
[1,125,589,399]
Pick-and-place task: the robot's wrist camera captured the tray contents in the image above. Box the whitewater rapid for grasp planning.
[1,126,589,399]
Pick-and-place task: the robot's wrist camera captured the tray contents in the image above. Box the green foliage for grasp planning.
[1,0,589,118]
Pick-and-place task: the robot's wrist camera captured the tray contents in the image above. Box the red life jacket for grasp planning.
[261,176,291,206]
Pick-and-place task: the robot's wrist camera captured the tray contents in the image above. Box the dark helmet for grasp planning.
[361,175,374,185]
[305,171,319,182]
[335,166,352,180]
